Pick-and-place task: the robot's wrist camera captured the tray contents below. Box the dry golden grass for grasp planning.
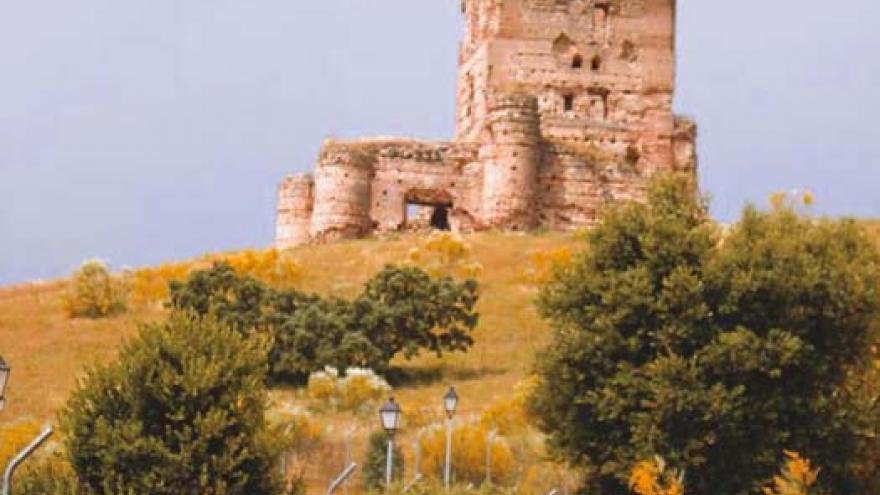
[0,231,580,491]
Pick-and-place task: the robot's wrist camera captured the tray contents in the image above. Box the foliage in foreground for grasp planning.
[15,454,81,495]
[529,175,880,494]
[62,312,282,495]
[168,263,479,382]
[763,451,822,495]
[63,259,126,318]
[629,457,684,495]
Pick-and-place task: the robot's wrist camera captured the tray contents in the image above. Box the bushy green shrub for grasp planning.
[363,430,404,491]
[63,259,126,318]
[529,174,880,495]
[169,263,479,383]
[62,312,282,495]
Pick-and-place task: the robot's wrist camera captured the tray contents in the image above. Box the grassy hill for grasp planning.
[0,231,582,491]
[3,222,879,492]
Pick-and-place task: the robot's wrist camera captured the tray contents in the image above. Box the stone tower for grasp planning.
[275,0,696,248]
[456,0,691,172]
[480,93,541,228]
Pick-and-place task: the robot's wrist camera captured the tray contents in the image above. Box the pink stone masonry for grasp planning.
[276,0,697,248]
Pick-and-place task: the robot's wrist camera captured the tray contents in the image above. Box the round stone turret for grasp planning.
[309,140,374,242]
[275,174,315,248]
[479,92,541,229]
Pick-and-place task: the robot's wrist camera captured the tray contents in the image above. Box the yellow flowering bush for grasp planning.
[629,457,685,495]
[0,420,44,470]
[419,421,516,486]
[129,261,194,304]
[339,368,392,412]
[769,190,816,211]
[305,367,391,413]
[222,248,303,287]
[129,248,303,305]
[63,259,127,318]
[763,451,821,495]
[305,367,339,403]
[519,247,573,285]
[407,232,482,279]
[479,377,536,436]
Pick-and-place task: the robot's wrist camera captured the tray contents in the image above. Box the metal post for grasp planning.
[343,429,353,495]
[444,417,453,491]
[327,463,358,495]
[403,474,424,493]
[2,427,53,495]
[485,429,496,485]
[385,437,394,488]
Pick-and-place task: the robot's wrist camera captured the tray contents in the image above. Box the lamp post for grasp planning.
[379,397,402,489]
[443,387,459,491]
[0,357,10,412]
[485,429,497,485]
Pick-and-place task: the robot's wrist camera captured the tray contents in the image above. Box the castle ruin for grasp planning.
[276,0,696,247]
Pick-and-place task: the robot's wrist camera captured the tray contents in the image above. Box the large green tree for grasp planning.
[169,263,479,382]
[529,175,880,495]
[63,312,282,495]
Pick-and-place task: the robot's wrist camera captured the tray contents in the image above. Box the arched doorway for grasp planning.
[404,189,454,231]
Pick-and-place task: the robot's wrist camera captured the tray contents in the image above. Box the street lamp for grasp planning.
[0,357,10,412]
[379,397,402,488]
[443,387,458,419]
[443,387,459,491]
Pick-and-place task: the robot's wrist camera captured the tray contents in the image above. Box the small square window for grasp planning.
[563,94,575,112]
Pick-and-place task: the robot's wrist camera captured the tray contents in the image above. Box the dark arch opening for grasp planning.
[572,55,583,69]
[591,56,602,72]
[430,206,451,231]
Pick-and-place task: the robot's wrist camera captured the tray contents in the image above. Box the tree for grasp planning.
[63,312,282,495]
[168,263,480,383]
[167,262,273,337]
[359,265,478,363]
[529,174,880,495]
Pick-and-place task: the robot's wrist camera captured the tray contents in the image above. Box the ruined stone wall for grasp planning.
[366,140,481,233]
[297,139,482,242]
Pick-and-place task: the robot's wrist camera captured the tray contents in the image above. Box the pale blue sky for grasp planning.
[1,1,878,285]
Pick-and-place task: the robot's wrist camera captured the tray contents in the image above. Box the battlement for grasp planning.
[487,92,539,114]
[319,138,479,168]
[275,0,697,247]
